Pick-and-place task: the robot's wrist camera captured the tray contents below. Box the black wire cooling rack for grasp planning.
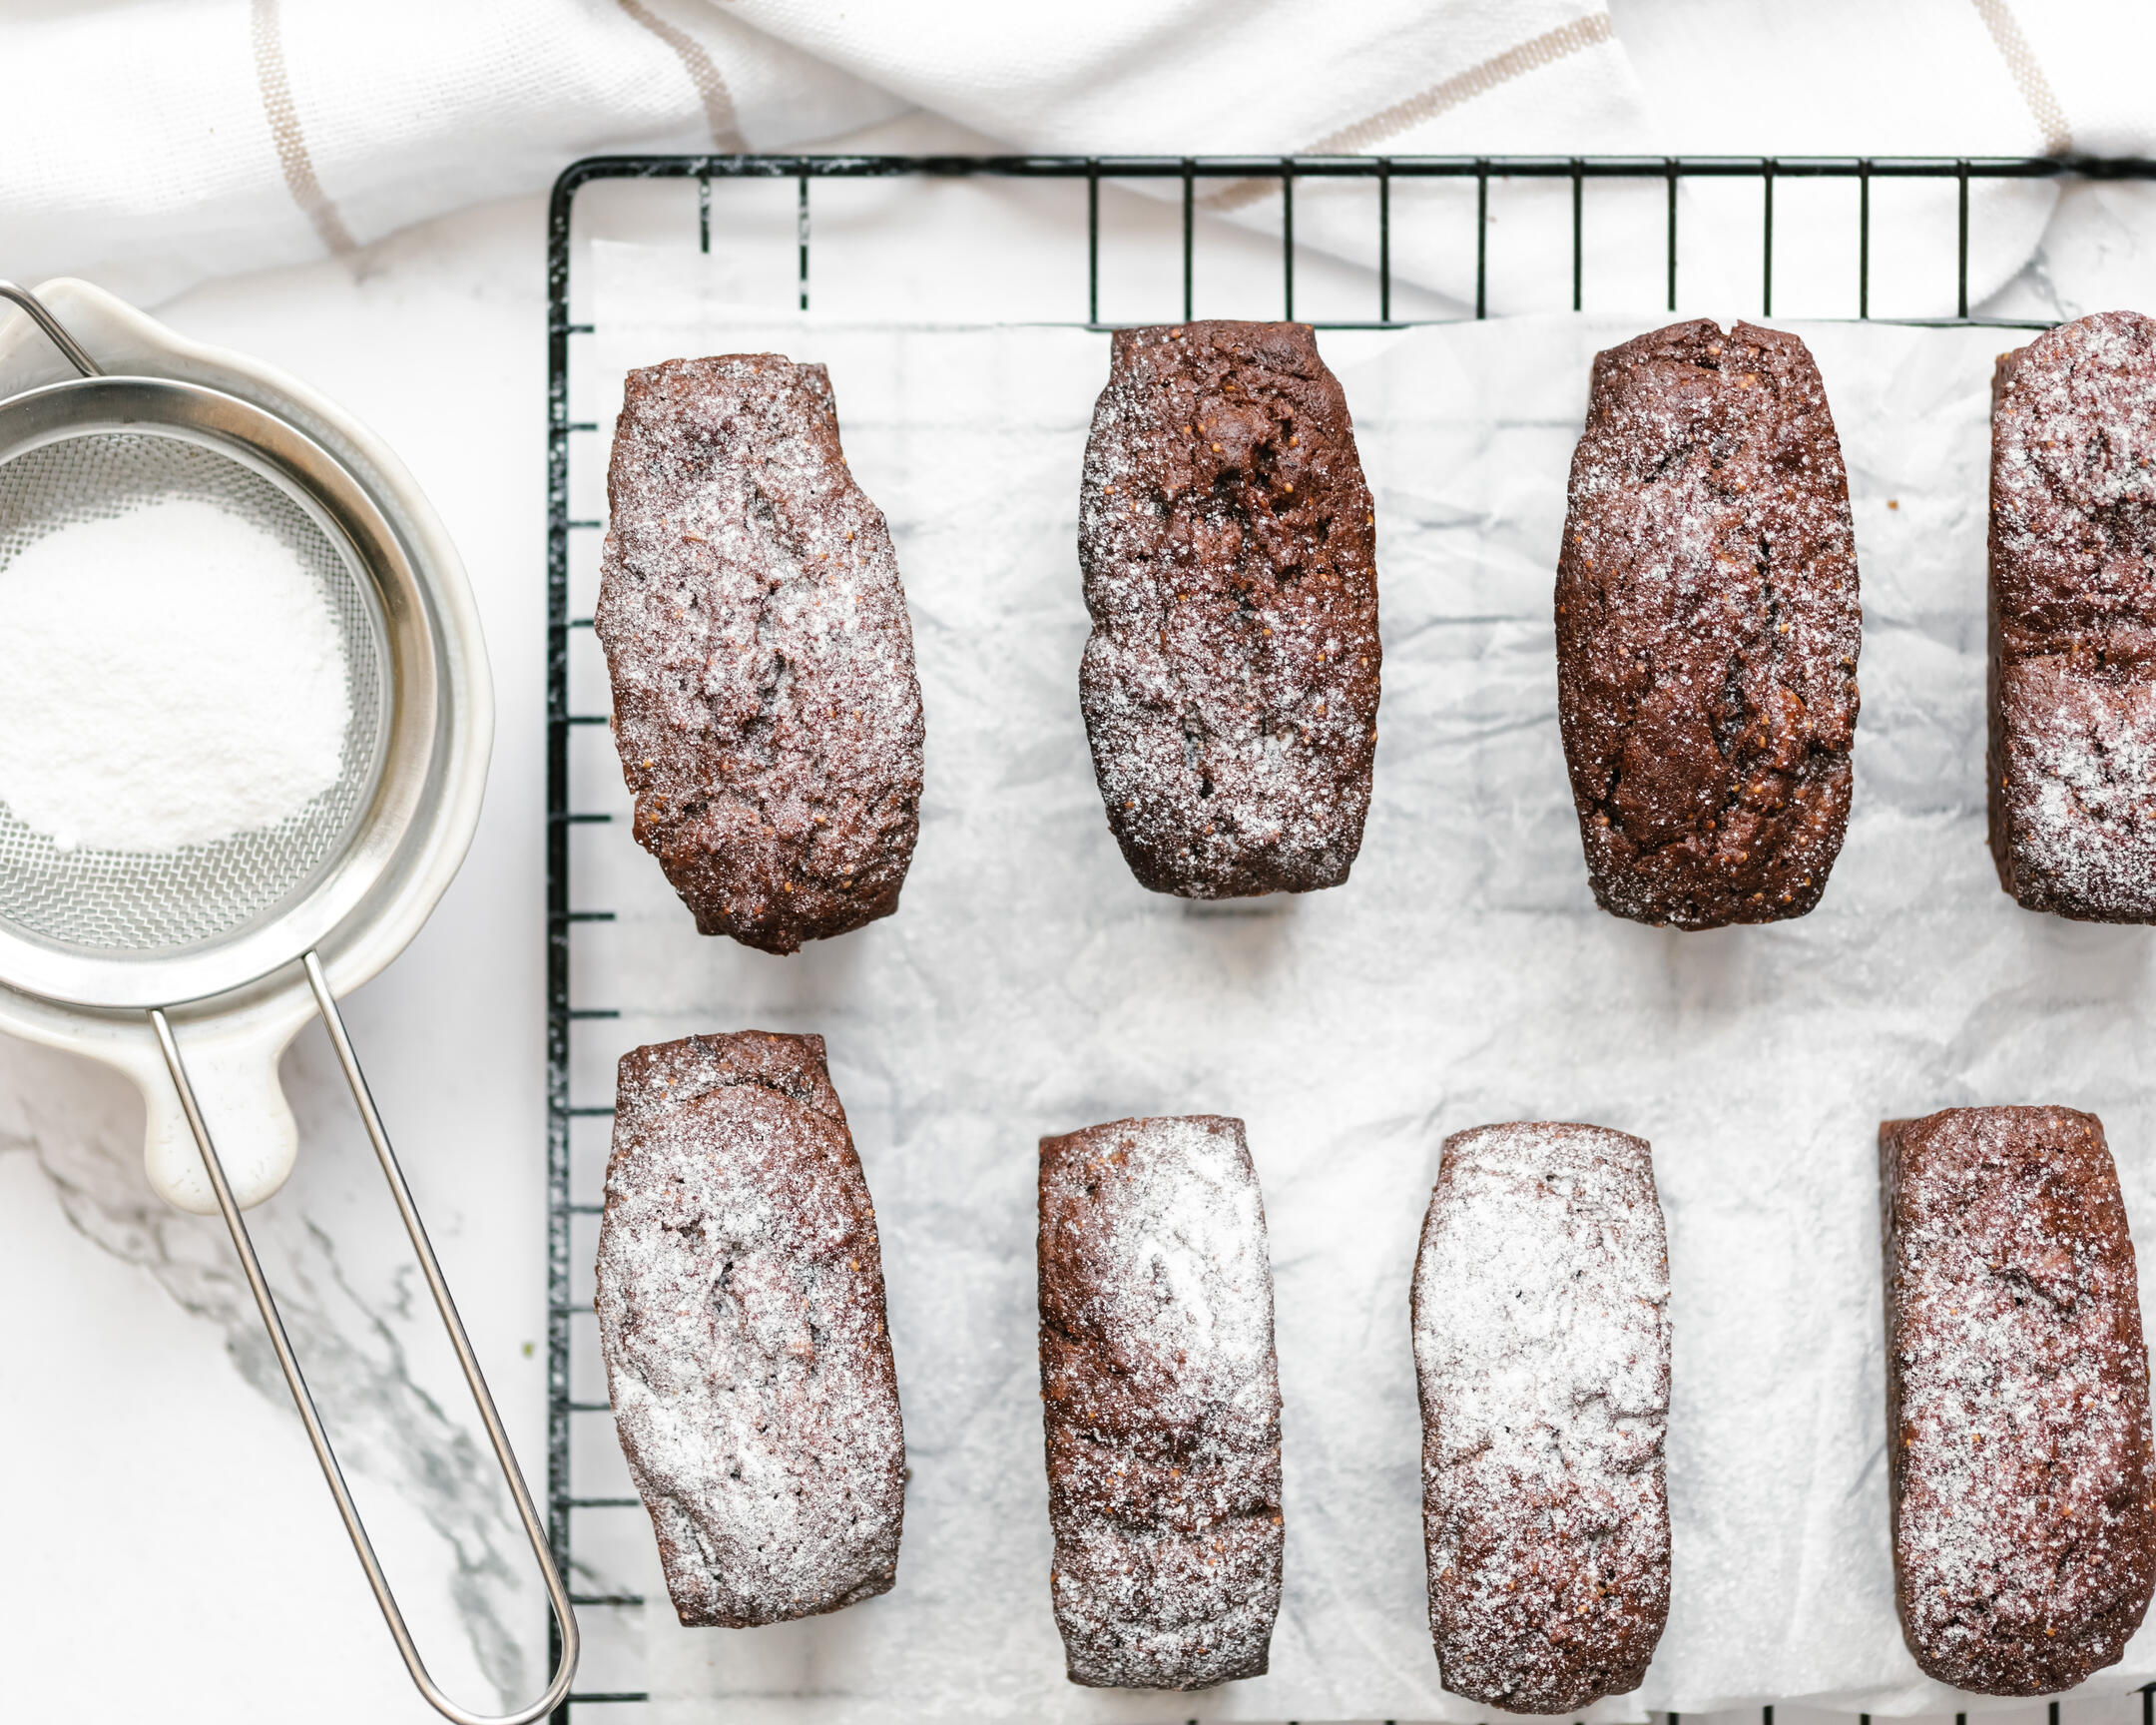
[543,151,2156,1725]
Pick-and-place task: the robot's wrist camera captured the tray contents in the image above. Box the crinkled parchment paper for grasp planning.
[571,243,2156,1725]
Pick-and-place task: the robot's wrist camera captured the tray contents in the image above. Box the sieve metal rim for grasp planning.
[0,374,439,1009]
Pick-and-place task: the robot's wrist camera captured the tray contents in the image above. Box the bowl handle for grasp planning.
[137,1012,301,1214]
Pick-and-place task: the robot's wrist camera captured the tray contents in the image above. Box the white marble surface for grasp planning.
[0,195,553,1721]
[9,109,2156,1724]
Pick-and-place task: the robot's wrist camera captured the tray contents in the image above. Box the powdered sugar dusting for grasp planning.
[1990,310,2156,919]
[1077,321,1380,898]
[1880,1106,2155,1693]
[2006,665,2156,916]
[1037,1114,1282,1689]
[1412,1121,1671,1713]
[595,1031,905,1627]
[597,355,925,953]
[1555,319,1862,928]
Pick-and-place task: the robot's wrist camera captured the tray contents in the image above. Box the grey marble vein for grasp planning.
[0,1033,532,1707]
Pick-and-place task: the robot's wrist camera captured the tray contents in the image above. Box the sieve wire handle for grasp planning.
[0,281,103,378]
[150,951,579,1725]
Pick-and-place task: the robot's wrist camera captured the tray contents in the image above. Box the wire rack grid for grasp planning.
[543,151,2156,1725]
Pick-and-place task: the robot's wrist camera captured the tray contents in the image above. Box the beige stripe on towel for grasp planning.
[251,0,359,257]
[1967,0,2072,158]
[617,0,749,154]
[1203,12,1617,215]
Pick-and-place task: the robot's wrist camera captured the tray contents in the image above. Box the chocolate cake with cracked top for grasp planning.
[1555,318,1861,927]
[1412,1121,1671,1713]
[1990,311,2156,919]
[596,355,924,954]
[1880,1106,2155,1694]
[1078,320,1380,897]
[595,1031,905,1627]
[1037,1114,1283,1688]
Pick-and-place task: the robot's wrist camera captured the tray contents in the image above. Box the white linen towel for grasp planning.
[3,0,2153,312]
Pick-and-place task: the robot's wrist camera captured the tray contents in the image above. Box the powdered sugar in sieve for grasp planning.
[0,431,385,953]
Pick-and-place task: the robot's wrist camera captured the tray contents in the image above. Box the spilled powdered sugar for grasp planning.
[595,1033,905,1628]
[1412,1122,1672,1713]
[1037,1114,1283,1689]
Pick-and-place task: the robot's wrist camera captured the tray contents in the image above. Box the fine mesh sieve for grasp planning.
[0,431,388,953]
[0,348,437,1011]
[0,282,577,1725]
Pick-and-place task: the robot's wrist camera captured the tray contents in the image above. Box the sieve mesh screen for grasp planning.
[0,431,386,954]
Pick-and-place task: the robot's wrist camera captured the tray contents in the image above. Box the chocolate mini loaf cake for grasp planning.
[595,1031,905,1626]
[1555,318,1861,928]
[1412,1121,1670,1713]
[1078,320,1380,897]
[1880,1106,2155,1693]
[1990,311,2156,919]
[1037,1114,1283,1688]
[596,355,924,954]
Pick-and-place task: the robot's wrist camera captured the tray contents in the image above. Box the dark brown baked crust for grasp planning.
[596,355,924,953]
[1412,1122,1670,1713]
[1879,1105,2155,1693]
[1077,321,1380,898]
[1555,318,1861,927]
[595,1031,905,1626]
[1989,311,2156,920]
[1037,1115,1283,1688]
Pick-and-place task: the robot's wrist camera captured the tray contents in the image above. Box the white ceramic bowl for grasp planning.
[0,279,493,1213]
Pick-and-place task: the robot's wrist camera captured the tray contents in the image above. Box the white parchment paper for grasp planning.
[574,243,2156,1724]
